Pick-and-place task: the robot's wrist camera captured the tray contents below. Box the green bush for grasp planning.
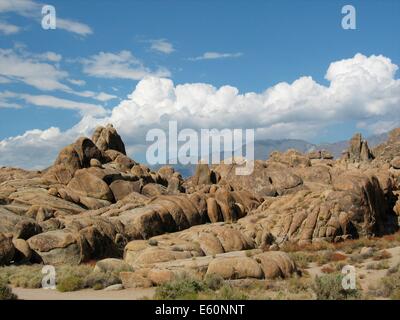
[57,275,84,292]
[312,273,360,300]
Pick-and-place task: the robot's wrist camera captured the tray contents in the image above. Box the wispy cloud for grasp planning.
[148,39,175,54]
[0,20,20,34]
[68,89,118,102]
[0,48,69,91]
[188,51,243,61]
[67,78,86,86]
[3,92,107,115]
[56,18,93,36]
[81,50,171,80]
[0,0,93,36]
[0,47,118,106]
[0,0,37,15]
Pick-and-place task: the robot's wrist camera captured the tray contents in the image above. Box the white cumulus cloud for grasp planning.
[1,53,400,169]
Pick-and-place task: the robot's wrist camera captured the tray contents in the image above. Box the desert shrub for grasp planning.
[312,273,360,300]
[154,272,248,300]
[0,282,17,300]
[333,261,347,272]
[315,250,333,266]
[390,289,400,300]
[366,261,390,270]
[56,264,93,278]
[56,275,84,292]
[360,249,376,259]
[372,250,392,261]
[0,263,124,292]
[155,275,205,300]
[4,265,43,288]
[203,274,223,290]
[216,284,248,300]
[349,254,365,264]
[288,252,314,269]
[379,268,400,299]
[148,239,158,246]
[55,264,93,292]
[386,263,400,275]
[287,276,312,294]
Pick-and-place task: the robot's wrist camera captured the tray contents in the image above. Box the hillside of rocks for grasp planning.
[1,124,400,286]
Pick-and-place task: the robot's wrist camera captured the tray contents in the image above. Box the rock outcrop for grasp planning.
[0,124,399,281]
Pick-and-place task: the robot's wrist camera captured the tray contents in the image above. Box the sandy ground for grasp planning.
[13,286,156,300]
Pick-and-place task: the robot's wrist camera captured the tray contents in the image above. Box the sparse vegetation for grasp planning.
[288,252,314,269]
[154,273,249,300]
[214,284,248,300]
[154,274,206,300]
[312,273,360,300]
[0,263,122,292]
[378,265,400,300]
[372,250,392,261]
[0,265,43,288]
[57,275,84,292]
[366,261,390,270]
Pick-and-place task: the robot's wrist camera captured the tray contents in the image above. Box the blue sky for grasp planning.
[0,0,400,168]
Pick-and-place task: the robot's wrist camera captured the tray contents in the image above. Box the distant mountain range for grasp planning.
[149,132,389,178]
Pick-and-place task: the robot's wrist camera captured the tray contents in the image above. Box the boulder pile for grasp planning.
[1,125,400,288]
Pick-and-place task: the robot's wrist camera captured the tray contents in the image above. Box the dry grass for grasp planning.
[0,263,122,292]
[279,232,400,259]
[372,250,392,261]
[377,264,400,299]
[366,261,390,270]
[312,273,360,300]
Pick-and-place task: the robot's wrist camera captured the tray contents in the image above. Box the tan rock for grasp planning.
[206,256,263,279]
[120,271,152,288]
[67,169,114,201]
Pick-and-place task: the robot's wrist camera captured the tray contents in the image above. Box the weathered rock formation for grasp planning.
[0,124,399,276]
